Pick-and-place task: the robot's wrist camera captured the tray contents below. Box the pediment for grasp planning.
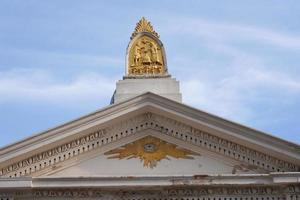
[44,132,265,177]
[0,93,299,178]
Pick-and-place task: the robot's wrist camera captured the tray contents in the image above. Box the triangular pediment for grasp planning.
[44,132,267,177]
[0,93,299,178]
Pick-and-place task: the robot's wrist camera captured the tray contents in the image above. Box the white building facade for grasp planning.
[0,18,299,200]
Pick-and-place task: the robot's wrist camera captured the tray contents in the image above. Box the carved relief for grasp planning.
[1,185,299,199]
[105,136,199,168]
[127,17,167,76]
[128,36,165,76]
[131,17,159,40]
[1,113,298,177]
[0,129,107,177]
[232,164,268,174]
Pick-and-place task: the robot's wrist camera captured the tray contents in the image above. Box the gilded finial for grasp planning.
[127,18,167,76]
[130,17,159,40]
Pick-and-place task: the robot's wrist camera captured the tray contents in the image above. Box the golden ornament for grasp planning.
[104,136,199,168]
[127,17,167,76]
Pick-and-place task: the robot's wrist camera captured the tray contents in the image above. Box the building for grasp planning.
[0,17,299,200]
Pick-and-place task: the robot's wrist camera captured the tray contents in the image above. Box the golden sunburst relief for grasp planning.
[130,17,159,40]
[104,136,200,168]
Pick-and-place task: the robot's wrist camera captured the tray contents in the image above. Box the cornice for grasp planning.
[1,93,299,164]
[0,173,299,188]
[0,174,300,199]
[0,113,299,178]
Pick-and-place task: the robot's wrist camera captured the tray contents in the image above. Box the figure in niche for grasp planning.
[150,42,160,64]
[133,43,141,67]
[140,39,151,66]
[142,51,151,65]
[129,36,165,75]
[150,42,163,74]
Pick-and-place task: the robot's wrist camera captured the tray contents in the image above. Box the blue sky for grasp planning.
[0,0,299,147]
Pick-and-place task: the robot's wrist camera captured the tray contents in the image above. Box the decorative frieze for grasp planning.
[147,114,298,172]
[1,129,107,177]
[0,113,298,177]
[0,185,299,199]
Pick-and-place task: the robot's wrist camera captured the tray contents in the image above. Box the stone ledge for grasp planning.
[0,173,299,189]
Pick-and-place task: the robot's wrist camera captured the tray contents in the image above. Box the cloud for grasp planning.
[0,68,117,106]
[0,15,299,144]
[0,47,124,70]
[180,40,300,123]
[163,17,300,50]
[182,63,300,124]
[159,16,300,125]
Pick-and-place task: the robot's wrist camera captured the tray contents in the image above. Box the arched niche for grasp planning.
[125,32,168,77]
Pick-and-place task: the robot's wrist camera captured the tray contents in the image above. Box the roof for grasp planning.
[0,92,299,174]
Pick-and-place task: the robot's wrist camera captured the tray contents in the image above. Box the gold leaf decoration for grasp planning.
[131,17,159,40]
[104,136,199,168]
[128,35,165,75]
